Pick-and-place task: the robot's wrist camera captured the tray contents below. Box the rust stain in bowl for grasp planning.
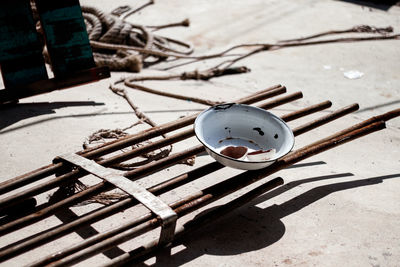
[220,146,248,159]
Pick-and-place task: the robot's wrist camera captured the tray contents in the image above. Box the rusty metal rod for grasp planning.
[0,85,284,195]
[281,100,332,122]
[292,103,359,136]
[0,163,63,195]
[98,128,194,167]
[0,176,105,236]
[235,85,285,104]
[80,114,197,159]
[45,121,386,267]
[0,101,337,258]
[235,84,282,101]
[102,121,387,267]
[124,145,204,179]
[257,91,302,110]
[306,108,400,147]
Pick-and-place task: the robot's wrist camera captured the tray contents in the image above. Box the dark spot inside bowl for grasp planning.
[220,146,248,159]
[274,133,279,139]
[253,127,264,136]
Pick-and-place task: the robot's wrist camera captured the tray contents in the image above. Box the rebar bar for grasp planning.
[292,103,359,135]
[305,108,400,147]
[281,100,332,122]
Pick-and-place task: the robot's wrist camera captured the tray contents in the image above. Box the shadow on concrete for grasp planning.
[0,104,204,134]
[53,208,127,259]
[142,172,400,266]
[3,169,398,265]
[356,99,400,113]
[0,101,105,131]
[337,0,400,11]
[285,161,326,169]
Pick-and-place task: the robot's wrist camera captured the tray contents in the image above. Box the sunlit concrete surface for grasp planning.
[0,1,399,266]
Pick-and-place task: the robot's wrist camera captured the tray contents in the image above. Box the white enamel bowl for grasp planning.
[194,103,295,170]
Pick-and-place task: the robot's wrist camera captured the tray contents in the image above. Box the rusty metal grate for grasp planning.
[0,84,398,266]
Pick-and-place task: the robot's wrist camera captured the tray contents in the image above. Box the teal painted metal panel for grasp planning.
[0,0,48,88]
[35,0,95,77]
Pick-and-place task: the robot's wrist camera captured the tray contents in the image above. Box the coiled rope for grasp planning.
[81,5,193,72]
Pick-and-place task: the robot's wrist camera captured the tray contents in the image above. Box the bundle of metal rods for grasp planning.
[0,85,399,266]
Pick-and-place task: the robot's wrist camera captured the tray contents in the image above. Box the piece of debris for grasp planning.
[343,70,364,79]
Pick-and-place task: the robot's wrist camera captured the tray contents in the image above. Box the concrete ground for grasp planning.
[1,0,399,266]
